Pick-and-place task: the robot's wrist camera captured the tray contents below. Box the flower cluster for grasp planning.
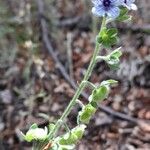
[92,0,137,18]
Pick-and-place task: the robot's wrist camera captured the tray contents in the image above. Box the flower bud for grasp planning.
[78,104,97,124]
[24,127,48,142]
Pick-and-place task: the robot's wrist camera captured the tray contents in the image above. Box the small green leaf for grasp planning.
[97,28,118,47]
[89,80,118,103]
[107,28,118,36]
[107,56,120,70]
[105,48,122,70]
[110,48,122,58]
[91,85,109,102]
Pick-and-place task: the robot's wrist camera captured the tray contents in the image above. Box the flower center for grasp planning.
[103,0,111,7]
[124,0,127,3]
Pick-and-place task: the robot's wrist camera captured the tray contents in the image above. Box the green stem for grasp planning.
[48,17,106,140]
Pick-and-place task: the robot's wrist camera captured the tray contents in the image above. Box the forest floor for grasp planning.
[0,0,150,150]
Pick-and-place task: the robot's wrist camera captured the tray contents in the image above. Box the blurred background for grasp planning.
[0,0,150,149]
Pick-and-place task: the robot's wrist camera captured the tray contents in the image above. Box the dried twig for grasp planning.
[98,105,138,124]
[37,0,77,90]
[66,32,74,79]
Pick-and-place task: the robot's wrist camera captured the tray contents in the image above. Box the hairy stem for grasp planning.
[48,17,106,140]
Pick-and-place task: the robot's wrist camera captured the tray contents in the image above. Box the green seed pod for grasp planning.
[78,104,97,124]
[91,85,109,103]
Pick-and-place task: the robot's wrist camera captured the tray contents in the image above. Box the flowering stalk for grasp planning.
[48,17,106,140]
[21,1,137,149]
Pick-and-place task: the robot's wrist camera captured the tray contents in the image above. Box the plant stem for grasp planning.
[48,17,106,140]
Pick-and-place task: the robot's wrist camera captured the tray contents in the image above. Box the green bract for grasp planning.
[97,27,118,47]
[90,85,109,102]
[21,124,48,142]
[78,104,97,124]
[89,80,118,103]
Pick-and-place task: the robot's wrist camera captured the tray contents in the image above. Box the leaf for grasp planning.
[91,85,109,102]
[97,28,118,47]
[89,80,118,103]
[110,48,122,58]
[107,56,120,70]
[107,28,118,36]
[105,48,122,70]
[57,125,86,146]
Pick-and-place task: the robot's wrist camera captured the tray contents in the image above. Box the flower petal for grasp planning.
[92,6,105,17]
[107,7,120,18]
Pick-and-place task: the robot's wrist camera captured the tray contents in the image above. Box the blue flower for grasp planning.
[122,0,137,10]
[92,0,121,18]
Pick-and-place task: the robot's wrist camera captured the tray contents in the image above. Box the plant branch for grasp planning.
[48,42,101,139]
[47,17,106,139]
[36,0,145,142]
